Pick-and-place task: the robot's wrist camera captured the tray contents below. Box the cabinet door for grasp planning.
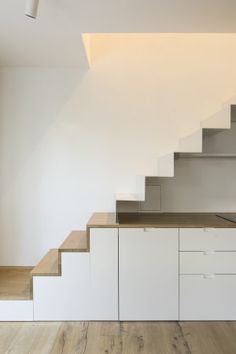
[89,228,119,320]
[119,228,178,320]
[180,274,236,320]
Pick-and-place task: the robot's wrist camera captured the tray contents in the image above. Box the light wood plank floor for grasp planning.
[0,321,236,354]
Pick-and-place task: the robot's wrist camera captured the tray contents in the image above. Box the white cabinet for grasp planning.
[89,228,119,320]
[179,228,236,320]
[33,226,236,321]
[119,228,178,320]
[180,274,236,320]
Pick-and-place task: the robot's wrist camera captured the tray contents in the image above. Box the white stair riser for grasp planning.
[0,301,33,321]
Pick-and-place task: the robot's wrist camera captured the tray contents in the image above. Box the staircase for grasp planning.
[116,103,234,215]
[0,103,235,321]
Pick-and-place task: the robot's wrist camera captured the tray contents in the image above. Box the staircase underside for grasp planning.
[116,105,236,217]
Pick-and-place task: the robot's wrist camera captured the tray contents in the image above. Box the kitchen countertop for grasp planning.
[87,212,236,228]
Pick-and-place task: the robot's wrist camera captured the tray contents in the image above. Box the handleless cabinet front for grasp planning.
[179,228,236,320]
[119,228,178,321]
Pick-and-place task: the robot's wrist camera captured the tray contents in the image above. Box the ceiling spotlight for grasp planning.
[25,0,40,19]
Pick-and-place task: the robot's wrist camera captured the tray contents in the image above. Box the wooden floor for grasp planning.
[0,321,236,354]
[0,267,33,300]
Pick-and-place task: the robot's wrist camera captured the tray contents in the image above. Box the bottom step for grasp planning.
[0,267,33,321]
[0,267,33,300]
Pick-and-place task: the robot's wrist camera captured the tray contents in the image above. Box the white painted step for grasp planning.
[177,129,202,153]
[157,153,174,177]
[201,104,231,129]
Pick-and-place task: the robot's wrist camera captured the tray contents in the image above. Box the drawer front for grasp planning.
[180,228,236,251]
[180,251,236,274]
[180,274,236,320]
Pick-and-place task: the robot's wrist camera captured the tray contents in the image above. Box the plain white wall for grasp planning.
[1,34,236,265]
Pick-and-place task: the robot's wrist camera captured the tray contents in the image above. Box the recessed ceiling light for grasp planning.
[25,0,40,19]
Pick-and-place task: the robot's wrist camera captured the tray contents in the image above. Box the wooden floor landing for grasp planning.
[0,321,236,354]
[0,267,33,300]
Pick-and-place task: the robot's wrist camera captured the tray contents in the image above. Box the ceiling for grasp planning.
[0,0,236,66]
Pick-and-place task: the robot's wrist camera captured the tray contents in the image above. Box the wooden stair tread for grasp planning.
[0,267,33,300]
[87,213,118,228]
[31,249,60,276]
[59,231,88,252]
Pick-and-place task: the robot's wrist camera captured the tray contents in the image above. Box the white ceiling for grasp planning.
[0,0,236,66]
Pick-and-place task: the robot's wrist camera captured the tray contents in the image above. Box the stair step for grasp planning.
[88,213,118,228]
[31,249,60,277]
[59,231,89,252]
[0,267,33,300]
[116,193,140,201]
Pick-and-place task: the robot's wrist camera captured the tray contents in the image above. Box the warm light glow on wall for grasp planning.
[82,33,236,68]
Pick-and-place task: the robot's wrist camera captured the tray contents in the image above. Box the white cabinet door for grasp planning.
[119,228,178,320]
[180,275,236,320]
[89,228,119,320]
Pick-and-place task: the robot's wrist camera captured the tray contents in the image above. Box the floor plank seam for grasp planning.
[82,322,89,354]
[119,322,124,353]
[177,322,192,354]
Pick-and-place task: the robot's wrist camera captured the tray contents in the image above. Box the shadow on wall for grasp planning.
[0,68,86,265]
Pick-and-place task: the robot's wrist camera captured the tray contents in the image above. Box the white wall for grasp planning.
[1,34,236,265]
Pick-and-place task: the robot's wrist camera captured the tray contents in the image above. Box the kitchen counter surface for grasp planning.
[87,212,236,228]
